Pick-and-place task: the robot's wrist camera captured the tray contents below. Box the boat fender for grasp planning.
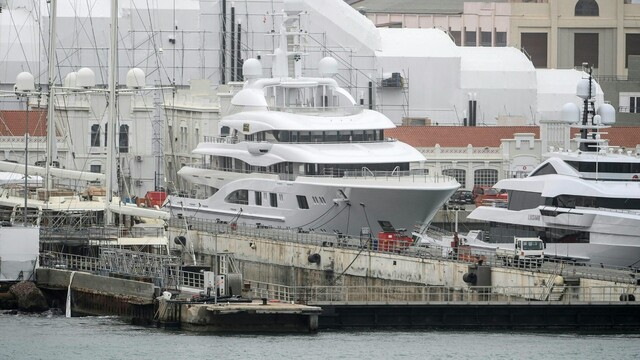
[620,293,636,302]
[308,253,321,264]
[230,222,237,231]
[462,272,477,285]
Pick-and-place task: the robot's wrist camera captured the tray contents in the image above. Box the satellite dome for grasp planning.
[15,72,35,92]
[561,102,580,123]
[318,57,338,77]
[126,68,146,89]
[243,58,263,79]
[576,78,596,100]
[77,68,96,88]
[597,103,616,125]
[64,72,78,89]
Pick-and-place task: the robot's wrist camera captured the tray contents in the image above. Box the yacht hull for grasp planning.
[166,177,457,236]
[470,206,640,267]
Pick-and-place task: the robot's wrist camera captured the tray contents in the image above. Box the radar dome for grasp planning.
[576,78,596,100]
[243,58,263,79]
[561,102,580,123]
[15,72,35,92]
[126,68,146,89]
[597,103,616,125]
[319,57,338,77]
[64,72,78,89]
[76,67,96,88]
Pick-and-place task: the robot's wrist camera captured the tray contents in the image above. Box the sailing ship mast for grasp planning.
[45,0,58,199]
[104,0,119,225]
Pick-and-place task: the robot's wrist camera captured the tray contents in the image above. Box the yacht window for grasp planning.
[325,131,338,142]
[297,195,309,209]
[311,131,323,143]
[276,130,290,142]
[255,191,262,206]
[352,130,364,142]
[225,190,248,205]
[507,190,543,211]
[291,131,298,142]
[270,193,278,207]
[299,131,310,142]
[220,126,231,136]
[364,130,375,141]
[338,131,352,142]
[530,163,557,176]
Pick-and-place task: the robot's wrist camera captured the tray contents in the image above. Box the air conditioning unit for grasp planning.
[134,179,143,187]
[135,155,143,162]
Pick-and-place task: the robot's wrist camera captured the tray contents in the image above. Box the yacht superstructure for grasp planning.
[469,67,640,267]
[165,4,459,235]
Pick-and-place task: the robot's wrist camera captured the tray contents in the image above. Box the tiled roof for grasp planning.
[0,110,47,136]
[387,125,640,148]
[386,126,540,147]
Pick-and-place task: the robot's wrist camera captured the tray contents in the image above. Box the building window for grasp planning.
[449,30,461,46]
[90,164,101,173]
[296,195,309,209]
[625,34,640,68]
[443,169,466,188]
[270,192,278,207]
[90,124,100,147]
[495,31,507,47]
[521,33,548,68]
[480,31,492,47]
[464,30,476,47]
[474,169,499,187]
[574,33,599,68]
[575,0,599,16]
[255,191,262,206]
[619,93,640,113]
[118,124,129,153]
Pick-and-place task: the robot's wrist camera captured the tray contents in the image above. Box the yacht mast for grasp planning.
[105,0,119,224]
[45,0,58,199]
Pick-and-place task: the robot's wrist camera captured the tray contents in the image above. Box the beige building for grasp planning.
[353,0,640,124]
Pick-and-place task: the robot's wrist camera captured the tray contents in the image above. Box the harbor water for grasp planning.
[1,311,638,359]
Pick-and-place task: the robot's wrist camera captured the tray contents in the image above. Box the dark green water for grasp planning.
[1,311,638,359]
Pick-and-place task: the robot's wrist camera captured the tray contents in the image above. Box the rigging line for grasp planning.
[6,4,34,75]
[291,202,338,229]
[335,203,373,281]
[85,0,107,84]
[140,0,173,85]
[307,202,350,231]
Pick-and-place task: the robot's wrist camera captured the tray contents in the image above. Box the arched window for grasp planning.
[119,124,129,153]
[443,169,466,188]
[474,169,499,187]
[575,0,599,16]
[90,124,100,147]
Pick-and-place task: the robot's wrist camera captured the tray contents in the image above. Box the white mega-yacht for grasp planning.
[469,68,640,268]
[165,6,459,236]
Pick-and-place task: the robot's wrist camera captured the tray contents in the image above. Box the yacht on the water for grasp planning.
[467,67,640,268]
[165,6,459,235]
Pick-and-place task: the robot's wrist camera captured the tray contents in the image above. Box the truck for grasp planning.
[495,237,545,267]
